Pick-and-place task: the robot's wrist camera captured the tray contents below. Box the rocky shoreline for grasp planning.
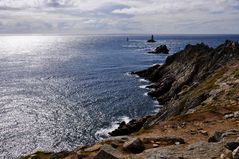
[21,40,239,159]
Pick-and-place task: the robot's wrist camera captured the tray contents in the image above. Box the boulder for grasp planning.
[225,142,239,151]
[149,45,169,54]
[94,145,123,159]
[123,138,145,154]
[233,146,239,159]
[208,131,223,142]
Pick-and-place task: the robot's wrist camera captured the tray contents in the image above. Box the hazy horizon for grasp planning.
[0,0,239,34]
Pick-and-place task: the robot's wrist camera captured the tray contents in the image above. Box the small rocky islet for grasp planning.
[22,40,239,159]
[148,45,169,54]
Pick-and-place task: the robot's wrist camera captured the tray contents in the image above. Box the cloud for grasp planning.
[0,0,238,34]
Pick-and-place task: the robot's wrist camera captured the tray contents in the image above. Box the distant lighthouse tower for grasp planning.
[147,35,156,43]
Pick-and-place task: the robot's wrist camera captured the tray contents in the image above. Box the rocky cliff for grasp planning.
[133,40,239,127]
[21,41,239,159]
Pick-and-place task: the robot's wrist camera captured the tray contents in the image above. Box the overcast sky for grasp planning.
[0,0,239,34]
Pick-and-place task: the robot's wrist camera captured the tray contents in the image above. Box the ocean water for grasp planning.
[0,34,239,158]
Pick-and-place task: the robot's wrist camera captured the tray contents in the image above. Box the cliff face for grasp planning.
[133,40,239,127]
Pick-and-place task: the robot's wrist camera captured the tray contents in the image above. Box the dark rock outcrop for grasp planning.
[123,138,145,154]
[225,142,239,151]
[132,40,239,127]
[109,116,151,136]
[208,131,224,142]
[148,45,169,54]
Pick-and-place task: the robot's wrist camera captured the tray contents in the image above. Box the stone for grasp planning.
[123,138,145,154]
[199,130,209,136]
[225,113,235,119]
[94,145,123,159]
[153,144,159,148]
[225,142,239,151]
[233,146,239,159]
[208,131,223,142]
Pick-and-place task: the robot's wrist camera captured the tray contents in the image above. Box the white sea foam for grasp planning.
[139,79,149,83]
[139,85,149,89]
[95,116,130,140]
[152,100,163,114]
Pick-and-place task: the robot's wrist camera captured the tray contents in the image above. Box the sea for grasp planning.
[0,34,239,158]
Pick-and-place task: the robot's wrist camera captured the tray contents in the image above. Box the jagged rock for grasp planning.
[94,145,123,159]
[148,45,169,54]
[123,138,145,154]
[109,116,151,136]
[233,146,239,159]
[208,131,223,142]
[225,142,239,151]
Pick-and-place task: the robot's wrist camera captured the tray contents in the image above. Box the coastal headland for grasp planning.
[22,40,239,159]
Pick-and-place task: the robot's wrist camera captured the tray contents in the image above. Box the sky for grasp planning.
[0,0,239,34]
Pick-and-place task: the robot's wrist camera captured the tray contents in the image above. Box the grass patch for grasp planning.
[227,85,239,99]
[189,68,225,97]
[197,104,218,113]
[234,70,239,79]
